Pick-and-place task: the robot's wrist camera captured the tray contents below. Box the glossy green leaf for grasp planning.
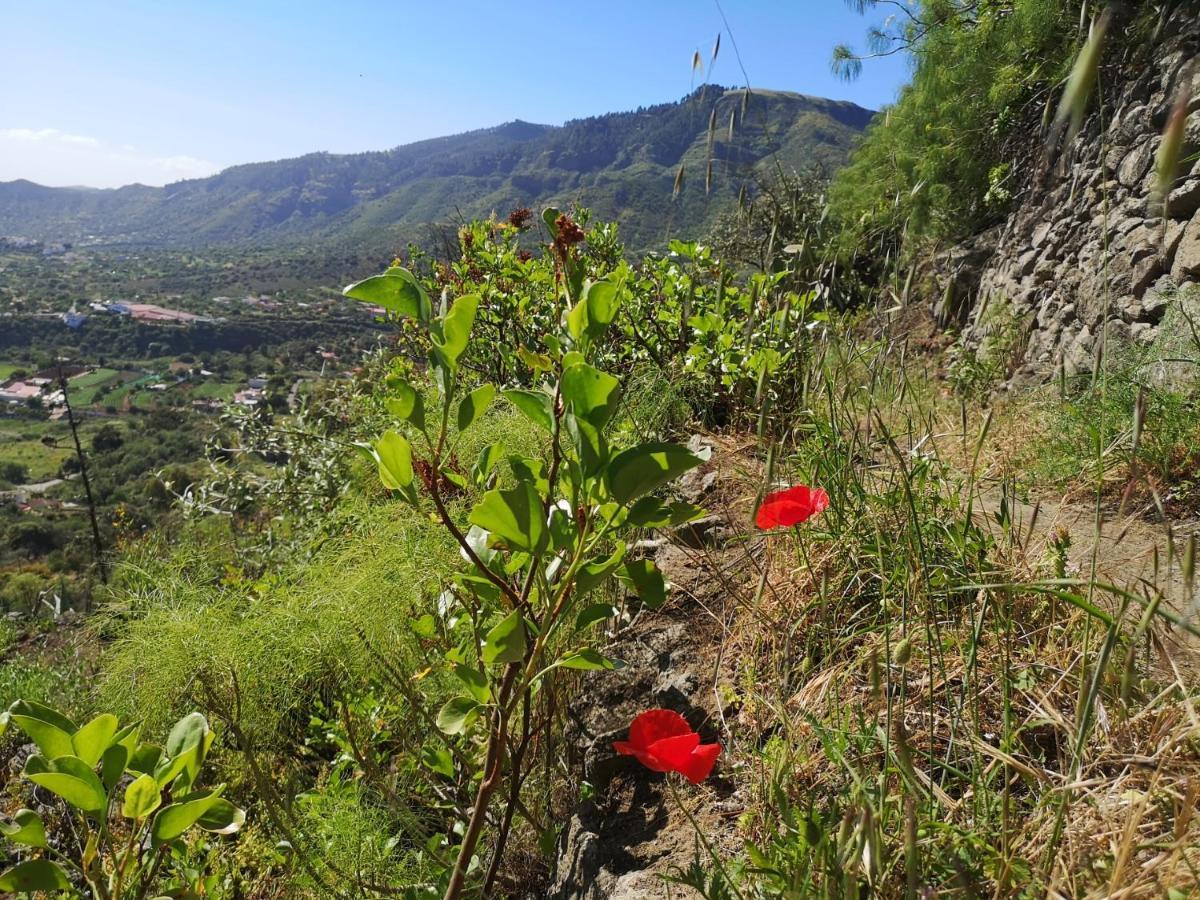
[343,267,430,322]
[0,859,71,892]
[436,697,481,735]
[559,649,624,671]
[547,501,575,550]
[151,787,226,846]
[122,773,162,820]
[508,456,549,493]
[153,743,199,789]
[386,382,426,431]
[575,603,619,630]
[566,297,589,341]
[457,384,496,432]
[561,362,619,471]
[196,798,245,835]
[100,743,129,791]
[482,610,527,666]
[444,470,470,491]
[7,700,76,759]
[26,755,107,814]
[375,429,414,490]
[575,545,628,597]
[569,278,622,342]
[72,713,119,767]
[434,293,479,368]
[627,497,707,528]
[113,722,141,752]
[165,713,209,759]
[541,206,561,235]
[127,743,163,776]
[0,809,46,848]
[471,441,505,489]
[561,363,620,432]
[452,664,492,704]
[517,346,553,374]
[468,482,544,553]
[503,389,554,433]
[607,442,703,504]
[619,559,668,609]
[420,745,455,778]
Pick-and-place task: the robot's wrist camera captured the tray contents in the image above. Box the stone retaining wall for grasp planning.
[928,5,1200,383]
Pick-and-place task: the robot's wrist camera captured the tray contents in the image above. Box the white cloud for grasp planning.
[0,127,218,188]
[0,127,99,146]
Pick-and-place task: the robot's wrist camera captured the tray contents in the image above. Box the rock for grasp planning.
[1139,285,1172,323]
[1117,141,1154,187]
[1171,214,1200,282]
[1017,249,1039,277]
[1130,322,1155,344]
[672,515,733,550]
[1063,326,1095,378]
[1168,178,1200,220]
[673,435,717,504]
[1115,216,1144,237]
[1165,218,1188,265]
[1112,103,1148,145]
[1132,255,1165,297]
[1183,110,1200,161]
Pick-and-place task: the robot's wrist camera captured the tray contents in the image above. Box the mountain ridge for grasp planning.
[0,86,874,252]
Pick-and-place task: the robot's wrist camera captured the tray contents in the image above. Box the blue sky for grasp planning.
[0,1,910,188]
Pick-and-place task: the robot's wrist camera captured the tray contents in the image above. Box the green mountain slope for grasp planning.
[0,86,873,252]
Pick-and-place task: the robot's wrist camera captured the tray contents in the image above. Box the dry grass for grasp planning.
[673,315,1200,897]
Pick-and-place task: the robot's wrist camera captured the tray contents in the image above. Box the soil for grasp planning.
[974,492,1200,670]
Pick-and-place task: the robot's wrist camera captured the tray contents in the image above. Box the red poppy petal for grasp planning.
[682,742,722,784]
[647,733,700,772]
[756,497,807,528]
[754,500,784,529]
[628,709,691,751]
[756,485,827,529]
[633,747,674,772]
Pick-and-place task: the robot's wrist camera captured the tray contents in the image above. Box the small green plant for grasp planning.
[0,702,244,898]
[946,298,1023,398]
[345,208,708,898]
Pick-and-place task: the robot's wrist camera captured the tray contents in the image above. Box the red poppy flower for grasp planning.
[755,485,829,530]
[613,709,721,784]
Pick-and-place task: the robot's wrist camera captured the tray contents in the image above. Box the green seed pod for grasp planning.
[893,637,913,666]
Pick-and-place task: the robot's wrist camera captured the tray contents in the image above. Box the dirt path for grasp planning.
[974,492,1200,662]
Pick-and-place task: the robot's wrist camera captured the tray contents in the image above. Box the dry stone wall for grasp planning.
[932,6,1200,383]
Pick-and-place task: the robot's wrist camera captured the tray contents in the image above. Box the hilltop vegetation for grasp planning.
[0,86,872,254]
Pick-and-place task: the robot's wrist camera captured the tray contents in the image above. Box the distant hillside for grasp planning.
[0,86,874,253]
